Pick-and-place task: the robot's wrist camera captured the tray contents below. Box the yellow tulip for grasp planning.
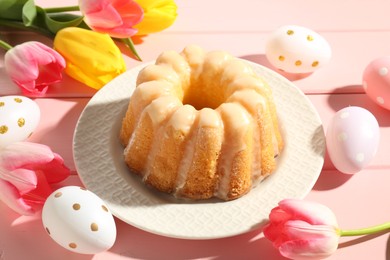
[53,27,126,89]
[134,0,178,35]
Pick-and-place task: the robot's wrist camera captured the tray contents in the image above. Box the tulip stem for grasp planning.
[340,221,390,236]
[122,37,142,61]
[0,39,13,51]
[44,6,80,13]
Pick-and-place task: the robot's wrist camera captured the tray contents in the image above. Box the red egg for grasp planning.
[363,56,390,110]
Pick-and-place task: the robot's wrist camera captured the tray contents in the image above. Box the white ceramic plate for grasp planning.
[73,60,325,239]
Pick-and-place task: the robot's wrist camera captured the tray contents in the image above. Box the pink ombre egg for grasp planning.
[363,56,390,110]
[326,107,379,174]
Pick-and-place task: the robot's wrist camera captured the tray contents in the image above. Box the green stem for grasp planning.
[44,6,80,13]
[340,221,390,236]
[122,37,142,61]
[0,39,12,51]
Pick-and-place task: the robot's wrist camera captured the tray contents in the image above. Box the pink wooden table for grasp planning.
[1,0,390,259]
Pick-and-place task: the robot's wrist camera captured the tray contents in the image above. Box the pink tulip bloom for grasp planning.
[4,41,66,97]
[79,0,144,38]
[0,142,70,215]
[263,199,340,260]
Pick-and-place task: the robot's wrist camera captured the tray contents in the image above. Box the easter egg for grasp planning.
[42,186,116,254]
[0,95,40,147]
[326,107,380,174]
[265,25,332,73]
[363,56,390,110]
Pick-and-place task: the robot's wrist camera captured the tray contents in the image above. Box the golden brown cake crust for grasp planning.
[120,45,283,201]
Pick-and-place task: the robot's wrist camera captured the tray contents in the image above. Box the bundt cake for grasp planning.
[120,45,284,200]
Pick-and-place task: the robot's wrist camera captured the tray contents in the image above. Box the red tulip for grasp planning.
[0,142,70,215]
[79,0,144,38]
[263,199,340,259]
[4,41,66,97]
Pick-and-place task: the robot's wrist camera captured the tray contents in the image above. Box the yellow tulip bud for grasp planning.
[54,27,126,89]
[134,0,178,35]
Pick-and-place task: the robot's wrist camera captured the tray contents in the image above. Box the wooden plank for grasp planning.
[2,30,390,96]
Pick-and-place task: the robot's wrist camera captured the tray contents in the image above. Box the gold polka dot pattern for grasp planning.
[41,186,116,253]
[69,243,77,249]
[286,30,294,35]
[91,223,99,231]
[0,98,30,136]
[73,203,81,210]
[18,117,25,127]
[0,125,8,134]
[268,28,328,72]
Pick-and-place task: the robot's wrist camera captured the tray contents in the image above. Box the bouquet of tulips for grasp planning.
[0,0,177,95]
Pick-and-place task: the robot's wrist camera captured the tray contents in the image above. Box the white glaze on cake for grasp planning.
[120,45,283,200]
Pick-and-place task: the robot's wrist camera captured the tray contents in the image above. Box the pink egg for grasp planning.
[326,107,380,174]
[363,56,390,110]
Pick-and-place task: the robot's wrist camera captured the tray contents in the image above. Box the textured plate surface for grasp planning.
[73,60,325,239]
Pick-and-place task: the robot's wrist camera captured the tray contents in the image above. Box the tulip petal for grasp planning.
[54,27,126,89]
[0,142,70,215]
[83,5,123,28]
[285,220,339,240]
[269,207,291,223]
[35,62,64,87]
[117,0,144,26]
[1,169,37,195]
[5,46,38,83]
[263,224,289,249]
[6,42,64,83]
[17,82,48,97]
[0,142,54,171]
[263,207,291,244]
[134,0,177,35]
[0,179,35,215]
[0,142,70,184]
[279,237,339,260]
[89,26,139,39]
[279,199,338,226]
[4,41,65,96]
[21,170,53,204]
[37,153,70,183]
[79,0,143,38]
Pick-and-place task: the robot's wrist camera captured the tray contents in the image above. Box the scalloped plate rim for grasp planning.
[73,59,325,239]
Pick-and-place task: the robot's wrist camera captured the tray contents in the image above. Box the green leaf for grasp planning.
[0,18,53,37]
[39,7,84,34]
[22,0,36,26]
[0,0,29,20]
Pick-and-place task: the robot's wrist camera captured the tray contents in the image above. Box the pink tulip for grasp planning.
[79,0,144,38]
[4,41,66,97]
[0,142,70,215]
[263,199,340,260]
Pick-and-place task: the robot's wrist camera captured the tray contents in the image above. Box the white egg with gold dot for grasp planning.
[265,25,332,73]
[0,95,40,147]
[42,186,117,254]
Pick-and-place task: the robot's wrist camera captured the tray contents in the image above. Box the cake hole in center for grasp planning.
[182,82,225,110]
